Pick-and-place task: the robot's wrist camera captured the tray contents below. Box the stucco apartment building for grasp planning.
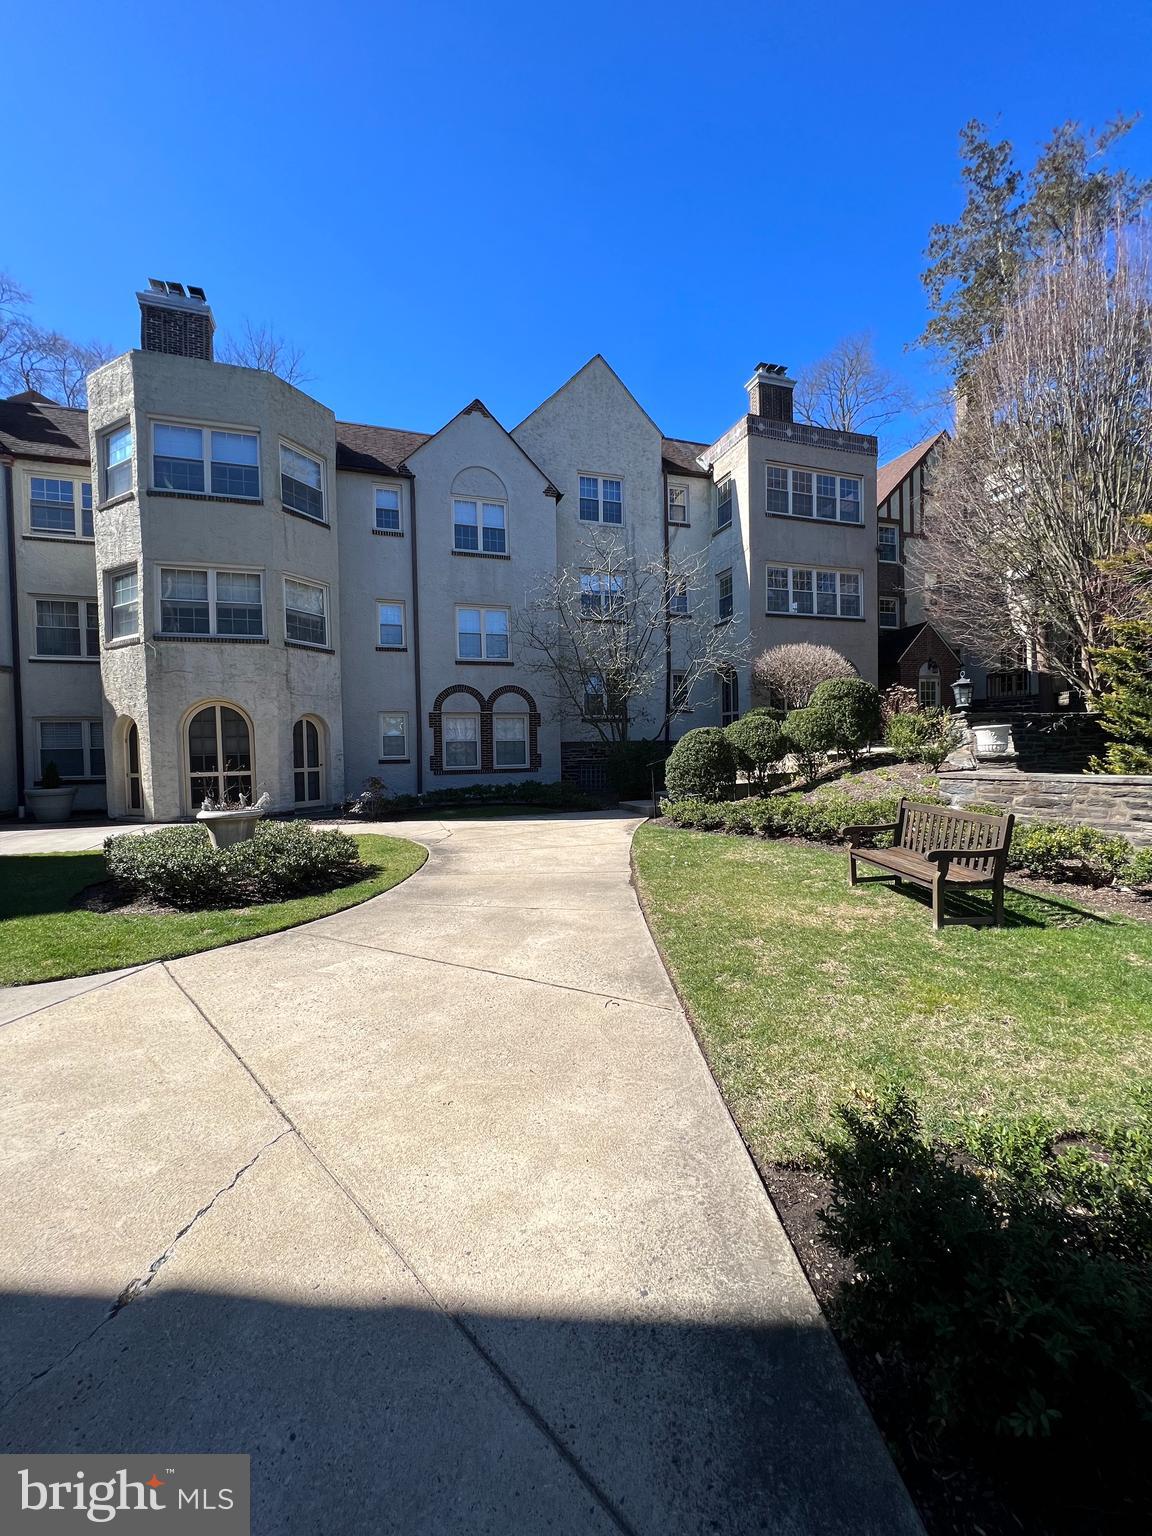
[0,284,878,821]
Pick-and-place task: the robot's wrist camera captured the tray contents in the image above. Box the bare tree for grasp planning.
[514,530,748,743]
[794,333,916,435]
[219,320,310,385]
[752,643,858,710]
[0,272,111,406]
[915,217,1152,702]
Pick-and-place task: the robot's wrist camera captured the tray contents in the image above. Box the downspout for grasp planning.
[408,473,424,794]
[662,467,672,745]
[3,459,25,812]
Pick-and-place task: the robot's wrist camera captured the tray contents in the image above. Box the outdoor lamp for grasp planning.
[951,669,974,710]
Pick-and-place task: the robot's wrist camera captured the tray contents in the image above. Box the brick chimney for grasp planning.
[137,280,215,361]
[745,362,795,423]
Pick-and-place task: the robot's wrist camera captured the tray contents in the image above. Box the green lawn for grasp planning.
[633,825,1152,1163]
[0,834,426,987]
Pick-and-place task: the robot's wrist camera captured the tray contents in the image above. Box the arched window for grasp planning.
[293,717,324,804]
[187,704,253,808]
[125,721,142,813]
[918,660,941,709]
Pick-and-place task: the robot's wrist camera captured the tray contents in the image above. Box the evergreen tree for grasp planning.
[1093,516,1152,772]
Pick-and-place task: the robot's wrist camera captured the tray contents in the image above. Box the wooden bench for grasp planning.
[843,799,1015,930]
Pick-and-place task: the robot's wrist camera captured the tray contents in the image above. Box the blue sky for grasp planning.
[5,0,1150,458]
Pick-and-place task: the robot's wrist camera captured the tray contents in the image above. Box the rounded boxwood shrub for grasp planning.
[663,727,737,802]
[808,678,882,765]
[104,821,366,910]
[783,705,839,785]
[725,713,786,787]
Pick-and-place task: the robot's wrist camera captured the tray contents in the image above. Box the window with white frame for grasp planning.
[280,444,325,520]
[152,423,260,498]
[668,577,689,617]
[34,598,99,658]
[918,661,941,708]
[578,475,622,524]
[374,486,401,532]
[717,568,733,621]
[377,600,406,648]
[453,499,506,553]
[158,567,264,637]
[380,711,409,760]
[103,425,133,500]
[108,568,139,639]
[456,606,510,660]
[766,465,862,523]
[583,674,608,718]
[716,476,733,530]
[671,671,690,712]
[443,712,479,768]
[667,484,688,524]
[878,596,899,629]
[580,572,624,618]
[29,476,93,537]
[719,667,739,727]
[878,523,899,562]
[39,718,103,779]
[493,714,528,768]
[766,565,862,618]
[284,578,328,646]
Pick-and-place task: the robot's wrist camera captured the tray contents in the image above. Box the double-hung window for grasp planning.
[109,569,139,639]
[39,719,103,779]
[878,597,899,629]
[457,606,510,660]
[671,671,690,712]
[493,714,528,768]
[284,578,328,646]
[35,598,99,657]
[104,425,133,500]
[766,565,863,619]
[374,487,401,532]
[580,572,624,618]
[717,569,734,622]
[159,567,264,636]
[667,485,688,524]
[878,524,899,562]
[579,475,623,524]
[377,601,406,649]
[716,476,733,531]
[766,465,862,523]
[668,578,689,617]
[29,477,92,537]
[380,712,409,760]
[280,444,325,520]
[153,423,260,498]
[453,499,506,554]
[443,713,479,768]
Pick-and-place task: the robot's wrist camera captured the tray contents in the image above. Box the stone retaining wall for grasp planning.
[965,712,1108,773]
[942,770,1152,845]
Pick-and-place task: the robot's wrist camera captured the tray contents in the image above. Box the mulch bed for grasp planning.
[72,881,256,917]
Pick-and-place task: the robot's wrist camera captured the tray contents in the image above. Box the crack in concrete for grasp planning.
[0,1128,293,1417]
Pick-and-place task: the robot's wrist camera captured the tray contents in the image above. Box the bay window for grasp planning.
[152,423,260,498]
[104,425,133,500]
[109,569,139,639]
[280,444,325,521]
[284,578,328,646]
[159,567,264,636]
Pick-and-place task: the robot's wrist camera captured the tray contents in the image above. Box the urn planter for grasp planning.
[26,786,78,823]
[972,722,1016,761]
[196,806,266,848]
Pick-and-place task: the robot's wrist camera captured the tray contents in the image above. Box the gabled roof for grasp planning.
[335,421,430,477]
[661,436,712,479]
[513,354,663,437]
[0,394,91,465]
[877,431,947,506]
[403,399,560,497]
[878,621,961,668]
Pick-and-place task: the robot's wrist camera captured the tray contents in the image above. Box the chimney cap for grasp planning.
[137,282,213,320]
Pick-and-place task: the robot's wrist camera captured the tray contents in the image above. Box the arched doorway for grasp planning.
[186,703,254,809]
[293,717,325,805]
[124,721,142,814]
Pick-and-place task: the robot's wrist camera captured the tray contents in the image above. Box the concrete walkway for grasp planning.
[0,812,922,1535]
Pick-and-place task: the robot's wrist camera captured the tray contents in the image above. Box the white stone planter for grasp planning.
[196,807,265,848]
[26,786,78,823]
[971,722,1016,761]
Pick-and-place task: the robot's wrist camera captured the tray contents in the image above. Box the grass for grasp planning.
[633,825,1152,1163]
[0,834,426,987]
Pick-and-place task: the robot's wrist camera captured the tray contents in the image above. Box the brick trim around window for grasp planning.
[428,682,542,774]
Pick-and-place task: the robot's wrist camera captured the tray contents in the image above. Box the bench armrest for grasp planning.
[843,821,899,846]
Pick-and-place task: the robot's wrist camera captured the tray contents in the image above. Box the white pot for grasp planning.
[971,723,1015,760]
[26,786,78,823]
[196,807,265,848]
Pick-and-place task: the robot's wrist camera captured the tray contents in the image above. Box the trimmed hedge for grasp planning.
[808,678,883,765]
[660,792,1152,892]
[724,713,786,787]
[104,821,366,910]
[664,728,737,802]
[347,778,604,817]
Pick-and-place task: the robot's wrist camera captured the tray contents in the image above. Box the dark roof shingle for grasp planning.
[877,431,947,505]
[661,437,711,478]
[335,421,430,476]
[0,396,91,465]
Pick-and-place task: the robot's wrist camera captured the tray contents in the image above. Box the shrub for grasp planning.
[880,684,919,725]
[347,778,603,817]
[725,713,786,788]
[661,789,944,844]
[1092,617,1152,774]
[782,705,839,785]
[38,761,62,789]
[884,707,964,768]
[104,821,365,909]
[808,678,883,766]
[663,728,737,802]
[1007,821,1135,886]
[1120,846,1152,890]
[751,643,857,709]
[820,1087,1152,1481]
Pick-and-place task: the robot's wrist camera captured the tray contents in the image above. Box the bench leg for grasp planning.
[993,882,1005,928]
[932,876,945,931]
[848,851,858,887]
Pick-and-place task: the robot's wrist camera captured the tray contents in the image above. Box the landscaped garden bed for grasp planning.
[632,824,1152,1536]
[0,825,426,986]
[345,777,609,818]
